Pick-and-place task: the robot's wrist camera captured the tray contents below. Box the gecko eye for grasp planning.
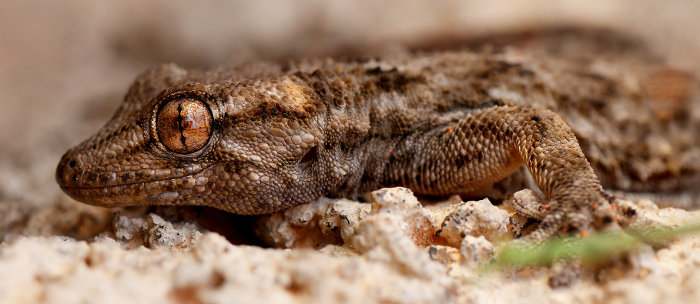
[156,98,213,154]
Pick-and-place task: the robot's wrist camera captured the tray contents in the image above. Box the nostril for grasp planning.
[56,155,83,187]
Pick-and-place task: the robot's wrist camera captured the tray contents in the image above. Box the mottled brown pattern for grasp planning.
[55,29,700,239]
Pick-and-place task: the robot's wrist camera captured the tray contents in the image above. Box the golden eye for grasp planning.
[156,98,212,154]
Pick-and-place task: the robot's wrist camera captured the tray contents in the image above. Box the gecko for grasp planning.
[55,28,700,240]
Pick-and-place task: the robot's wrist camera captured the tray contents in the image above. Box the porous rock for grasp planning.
[2,188,700,303]
[257,197,371,248]
[437,198,510,247]
[113,211,203,249]
[460,235,495,266]
[258,187,438,249]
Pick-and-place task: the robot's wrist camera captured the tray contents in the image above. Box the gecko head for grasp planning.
[57,65,332,214]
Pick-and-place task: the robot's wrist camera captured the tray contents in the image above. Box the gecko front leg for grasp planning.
[381,104,616,240]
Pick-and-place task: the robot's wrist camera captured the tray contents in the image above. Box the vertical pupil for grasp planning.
[177,102,186,147]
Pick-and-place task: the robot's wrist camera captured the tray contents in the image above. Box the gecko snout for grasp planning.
[55,153,82,190]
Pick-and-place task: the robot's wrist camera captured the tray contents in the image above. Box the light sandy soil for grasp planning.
[1,1,699,303]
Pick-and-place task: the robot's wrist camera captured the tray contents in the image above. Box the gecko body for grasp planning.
[56,29,700,238]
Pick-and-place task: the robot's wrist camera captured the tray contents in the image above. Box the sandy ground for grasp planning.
[1,1,700,303]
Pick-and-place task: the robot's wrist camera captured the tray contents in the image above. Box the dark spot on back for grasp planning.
[372,68,424,93]
[475,151,484,161]
[455,156,468,168]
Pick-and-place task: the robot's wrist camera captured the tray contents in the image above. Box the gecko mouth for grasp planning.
[56,155,213,206]
[58,172,208,207]
[57,166,209,189]
[60,176,176,190]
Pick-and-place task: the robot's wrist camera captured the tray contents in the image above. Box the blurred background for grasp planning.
[1,0,699,220]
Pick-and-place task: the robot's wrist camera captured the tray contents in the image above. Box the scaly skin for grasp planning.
[56,29,700,239]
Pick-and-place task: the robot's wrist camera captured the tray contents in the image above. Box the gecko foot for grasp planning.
[511,189,618,242]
